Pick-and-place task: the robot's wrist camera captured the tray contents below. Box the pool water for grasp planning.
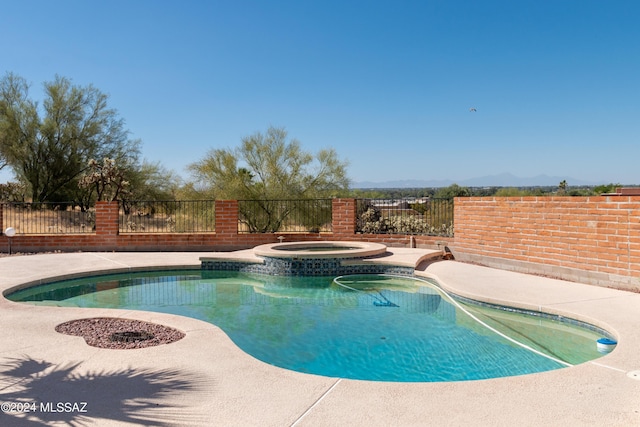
[274,245,361,252]
[6,270,606,382]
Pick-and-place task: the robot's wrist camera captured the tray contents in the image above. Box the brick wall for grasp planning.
[453,196,640,290]
[331,198,356,237]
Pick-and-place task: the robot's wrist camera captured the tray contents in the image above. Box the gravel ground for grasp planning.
[56,317,186,350]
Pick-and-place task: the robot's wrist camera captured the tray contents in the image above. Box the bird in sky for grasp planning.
[469,108,477,112]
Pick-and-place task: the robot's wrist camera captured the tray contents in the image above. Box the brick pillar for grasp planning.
[332,198,356,237]
[215,200,239,238]
[95,201,120,236]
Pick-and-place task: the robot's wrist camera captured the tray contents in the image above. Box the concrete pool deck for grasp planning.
[0,250,639,426]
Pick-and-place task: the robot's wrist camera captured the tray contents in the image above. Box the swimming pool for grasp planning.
[6,270,608,382]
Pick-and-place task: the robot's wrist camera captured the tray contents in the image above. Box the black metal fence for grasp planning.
[356,198,454,236]
[2,198,454,236]
[119,200,215,233]
[2,202,94,234]
[238,199,333,233]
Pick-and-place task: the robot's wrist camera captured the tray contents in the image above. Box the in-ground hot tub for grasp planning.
[201,241,403,276]
[253,241,387,259]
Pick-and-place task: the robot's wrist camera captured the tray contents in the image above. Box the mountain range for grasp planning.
[353,173,600,189]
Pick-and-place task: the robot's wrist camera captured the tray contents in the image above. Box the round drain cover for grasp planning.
[626,370,640,380]
[110,331,154,343]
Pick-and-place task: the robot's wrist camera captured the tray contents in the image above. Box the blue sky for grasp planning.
[1,0,639,186]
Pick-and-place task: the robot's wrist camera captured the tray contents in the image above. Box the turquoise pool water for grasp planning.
[6,270,606,382]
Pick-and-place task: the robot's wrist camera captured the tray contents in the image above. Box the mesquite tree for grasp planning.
[189,126,350,232]
[0,73,139,203]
